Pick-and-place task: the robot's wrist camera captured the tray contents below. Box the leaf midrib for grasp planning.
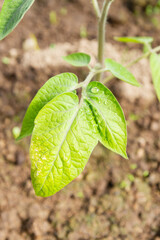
[37,104,80,194]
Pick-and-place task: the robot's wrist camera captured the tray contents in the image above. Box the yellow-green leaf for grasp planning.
[150,53,160,101]
[105,58,140,87]
[85,81,128,159]
[17,73,78,140]
[63,52,91,67]
[30,92,98,197]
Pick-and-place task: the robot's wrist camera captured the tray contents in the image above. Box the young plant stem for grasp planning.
[96,0,114,82]
[92,0,101,18]
[102,45,160,84]
[70,70,99,107]
[68,71,96,93]
[82,70,97,88]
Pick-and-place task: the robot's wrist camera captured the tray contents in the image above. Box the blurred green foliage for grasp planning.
[145,0,160,16]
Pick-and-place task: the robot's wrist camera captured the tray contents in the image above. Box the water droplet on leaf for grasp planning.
[91,87,99,93]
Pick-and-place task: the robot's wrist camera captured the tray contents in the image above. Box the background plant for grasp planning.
[0,0,160,197]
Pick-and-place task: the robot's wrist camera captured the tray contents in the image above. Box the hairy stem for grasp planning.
[92,0,101,18]
[102,45,160,84]
[96,0,114,82]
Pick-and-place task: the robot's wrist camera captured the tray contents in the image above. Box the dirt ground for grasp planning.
[0,0,160,240]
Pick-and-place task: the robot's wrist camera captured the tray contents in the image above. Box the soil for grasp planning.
[0,0,160,240]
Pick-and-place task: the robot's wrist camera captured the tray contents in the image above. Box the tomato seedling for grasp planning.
[0,0,160,197]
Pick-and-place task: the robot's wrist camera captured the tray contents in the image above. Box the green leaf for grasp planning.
[114,36,153,45]
[30,81,128,197]
[85,81,128,159]
[30,92,98,197]
[17,73,78,140]
[63,52,91,67]
[150,53,160,101]
[0,0,35,40]
[105,58,140,87]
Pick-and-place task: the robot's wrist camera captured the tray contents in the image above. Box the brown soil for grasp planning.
[0,1,160,240]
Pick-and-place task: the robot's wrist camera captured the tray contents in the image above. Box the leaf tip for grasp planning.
[135,82,141,87]
[122,151,128,160]
[114,36,119,41]
[15,136,21,142]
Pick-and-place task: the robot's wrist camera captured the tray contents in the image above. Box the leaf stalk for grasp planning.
[70,67,108,92]
[92,0,101,18]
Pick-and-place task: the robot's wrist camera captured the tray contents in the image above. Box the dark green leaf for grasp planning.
[0,0,35,40]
